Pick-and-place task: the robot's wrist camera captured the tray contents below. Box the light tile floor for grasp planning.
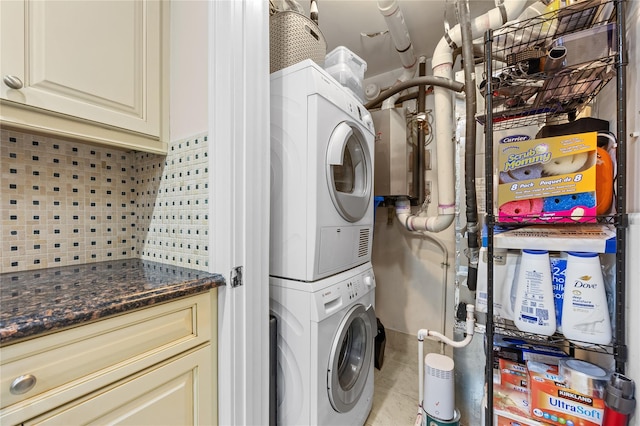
[366,329,442,426]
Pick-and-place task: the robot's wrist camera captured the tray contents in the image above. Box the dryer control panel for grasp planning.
[345,101,374,134]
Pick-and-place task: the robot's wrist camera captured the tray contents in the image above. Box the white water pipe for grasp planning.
[377,0,417,109]
[396,0,531,234]
[417,304,476,412]
[418,231,449,353]
[396,196,453,233]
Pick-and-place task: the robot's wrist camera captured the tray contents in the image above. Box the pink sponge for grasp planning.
[530,197,544,214]
[499,198,544,217]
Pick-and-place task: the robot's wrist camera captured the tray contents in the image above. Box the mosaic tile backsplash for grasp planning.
[1,130,209,273]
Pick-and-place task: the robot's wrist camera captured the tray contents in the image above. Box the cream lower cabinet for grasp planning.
[25,346,212,426]
[0,0,167,154]
[0,291,217,426]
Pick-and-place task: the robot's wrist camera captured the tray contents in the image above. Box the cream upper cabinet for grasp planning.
[0,0,167,153]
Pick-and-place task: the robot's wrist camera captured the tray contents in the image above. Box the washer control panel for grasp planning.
[346,268,375,300]
[315,265,376,318]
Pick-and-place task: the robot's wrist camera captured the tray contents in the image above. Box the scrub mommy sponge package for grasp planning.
[497,132,598,223]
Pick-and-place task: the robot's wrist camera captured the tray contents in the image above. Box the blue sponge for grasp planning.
[543,192,596,212]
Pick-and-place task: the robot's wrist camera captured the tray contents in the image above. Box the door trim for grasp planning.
[209,1,270,424]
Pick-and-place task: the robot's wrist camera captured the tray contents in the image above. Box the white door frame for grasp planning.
[209,1,270,424]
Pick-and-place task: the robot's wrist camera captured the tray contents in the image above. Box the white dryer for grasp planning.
[270,59,375,282]
[270,262,377,426]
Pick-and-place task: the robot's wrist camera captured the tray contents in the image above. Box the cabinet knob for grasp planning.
[3,75,24,90]
[10,374,37,395]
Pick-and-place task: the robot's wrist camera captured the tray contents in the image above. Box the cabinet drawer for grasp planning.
[0,292,211,416]
[25,345,213,426]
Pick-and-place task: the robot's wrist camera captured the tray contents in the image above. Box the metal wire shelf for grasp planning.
[482,1,628,423]
[493,318,615,356]
[477,0,618,130]
[495,213,619,225]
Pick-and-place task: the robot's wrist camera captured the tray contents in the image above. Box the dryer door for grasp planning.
[327,302,376,413]
[326,122,372,222]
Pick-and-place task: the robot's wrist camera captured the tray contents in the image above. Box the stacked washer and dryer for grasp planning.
[270,59,377,425]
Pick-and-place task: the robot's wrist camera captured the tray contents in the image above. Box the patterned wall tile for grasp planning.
[1,131,136,272]
[135,134,209,270]
[1,130,209,273]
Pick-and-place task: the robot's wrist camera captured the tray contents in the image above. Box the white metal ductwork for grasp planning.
[394,0,535,233]
[377,0,417,109]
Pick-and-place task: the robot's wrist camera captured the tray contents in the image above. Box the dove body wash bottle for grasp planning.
[513,249,556,335]
[561,251,612,345]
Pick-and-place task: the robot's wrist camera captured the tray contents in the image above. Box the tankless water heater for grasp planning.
[371,108,413,197]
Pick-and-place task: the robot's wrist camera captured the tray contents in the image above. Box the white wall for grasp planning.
[372,212,456,338]
[621,8,639,425]
[169,0,209,141]
[621,3,639,424]
[591,9,639,423]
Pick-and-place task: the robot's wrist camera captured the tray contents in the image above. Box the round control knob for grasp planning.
[363,274,373,287]
[10,374,37,395]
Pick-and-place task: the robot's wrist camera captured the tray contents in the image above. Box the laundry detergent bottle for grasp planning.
[513,249,556,336]
[561,251,612,345]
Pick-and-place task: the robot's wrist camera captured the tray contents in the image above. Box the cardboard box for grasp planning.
[495,410,545,426]
[494,383,532,420]
[527,361,605,425]
[497,132,597,223]
[500,359,529,389]
[494,335,568,370]
[491,224,617,254]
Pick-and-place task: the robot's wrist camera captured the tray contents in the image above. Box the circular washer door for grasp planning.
[327,303,376,413]
[326,122,372,222]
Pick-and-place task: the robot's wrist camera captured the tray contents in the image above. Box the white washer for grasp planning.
[270,262,377,426]
[270,59,375,282]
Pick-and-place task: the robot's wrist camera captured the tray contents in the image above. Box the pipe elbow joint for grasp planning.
[466,303,475,315]
[466,304,476,335]
[377,0,397,14]
[425,214,455,233]
[417,329,430,340]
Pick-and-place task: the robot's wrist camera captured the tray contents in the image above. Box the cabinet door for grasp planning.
[0,0,161,138]
[25,346,213,426]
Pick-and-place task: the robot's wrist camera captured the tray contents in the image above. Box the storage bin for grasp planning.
[324,46,367,102]
[270,11,327,73]
[551,22,617,68]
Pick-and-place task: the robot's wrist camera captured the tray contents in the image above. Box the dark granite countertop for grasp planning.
[0,260,225,345]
